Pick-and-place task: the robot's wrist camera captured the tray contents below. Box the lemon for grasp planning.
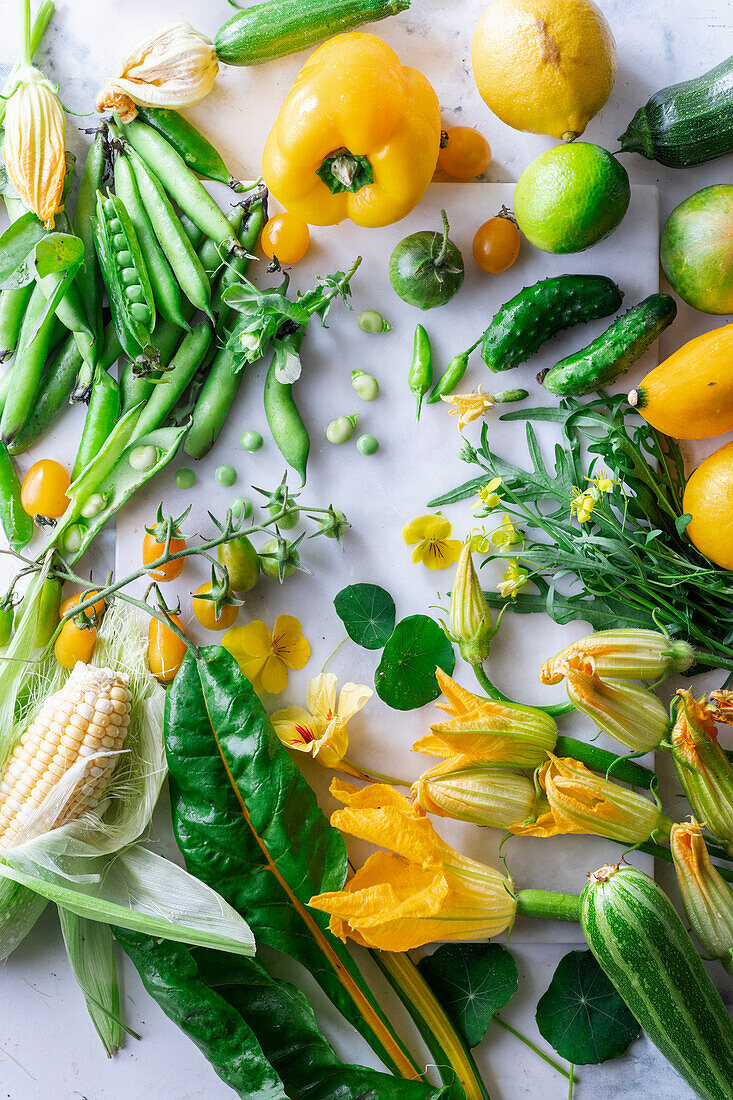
[514,143,630,253]
[472,0,617,140]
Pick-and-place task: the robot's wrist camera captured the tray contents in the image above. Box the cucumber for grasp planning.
[618,56,733,168]
[215,0,410,66]
[581,863,733,1100]
[540,294,677,397]
[481,274,624,372]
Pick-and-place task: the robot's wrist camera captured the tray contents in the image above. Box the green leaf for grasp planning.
[676,513,693,536]
[375,615,455,711]
[334,583,396,649]
[428,476,490,508]
[165,647,422,1079]
[0,214,83,289]
[59,909,125,1057]
[480,587,652,632]
[418,944,518,1048]
[535,949,639,1065]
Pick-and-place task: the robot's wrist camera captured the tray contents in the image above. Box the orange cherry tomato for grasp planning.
[261,212,310,265]
[438,126,492,180]
[148,613,188,683]
[192,582,239,631]
[54,620,96,669]
[20,459,71,519]
[143,529,186,582]
[59,590,106,620]
[473,215,520,274]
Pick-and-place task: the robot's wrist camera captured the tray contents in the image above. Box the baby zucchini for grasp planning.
[481,274,624,372]
[540,293,677,397]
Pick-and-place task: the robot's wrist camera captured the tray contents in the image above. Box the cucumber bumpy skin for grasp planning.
[481,274,624,372]
[539,293,677,397]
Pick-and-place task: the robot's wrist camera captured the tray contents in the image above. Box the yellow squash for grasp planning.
[262,33,440,228]
[683,441,733,570]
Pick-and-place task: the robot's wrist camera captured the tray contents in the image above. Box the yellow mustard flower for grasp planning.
[467,528,491,553]
[309,780,517,951]
[497,559,528,599]
[269,673,372,770]
[472,477,502,512]
[490,514,523,548]
[570,486,595,523]
[402,514,462,571]
[223,615,310,694]
[587,468,618,494]
[441,387,495,430]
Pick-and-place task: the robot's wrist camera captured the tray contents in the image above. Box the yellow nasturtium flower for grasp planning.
[402,515,462,571]
[309,780,517,951]
[222,615,310,695]
[270,673,372,769]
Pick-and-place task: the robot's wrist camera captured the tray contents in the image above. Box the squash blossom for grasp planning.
[561,665,671,752]
[671,819,733,973]
[4,65,65,229]
[412,760,545,831]
[309,780,516,951]
[95,22,218,122]
[413,668,558,769]
[447,543,495,664]
[540,628,695,685]
[269,672,372,771]
[512,755,672,844]
[670,690,733,854]
[441,387,495,431]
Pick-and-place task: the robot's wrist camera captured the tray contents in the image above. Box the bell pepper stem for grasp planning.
[493,1015,575,1081]
[515,889,581,923]
[473,662,574,717]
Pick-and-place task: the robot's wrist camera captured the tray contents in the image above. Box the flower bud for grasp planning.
[4,66,66,229]
[671,691,733,853]
[448,543,493,664]
[412,761,542,829]
[671,819,733,969]
[563,666,671,752]
[95,22,218,122]
[540,629,695,686]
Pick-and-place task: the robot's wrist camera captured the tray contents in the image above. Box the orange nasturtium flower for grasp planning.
[309,780,517,951]
[270,673,372,769]
[402,514,462,570]
[222,615,310,695]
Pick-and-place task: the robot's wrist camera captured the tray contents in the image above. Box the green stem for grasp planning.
[21,0,32,67]
[554,735,656,788]
[493,1015,575,1082]
[568,1064,575,1100]
[632,839,733,884]
[693,649,733,674]
[0,0,53,125]
[474,663,574,717]
[339,758,412,789]
[515,889,581,923]
[321,635,348,673]
[434,209,451,269]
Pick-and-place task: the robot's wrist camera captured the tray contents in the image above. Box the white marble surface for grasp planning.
[1,1,733,1098]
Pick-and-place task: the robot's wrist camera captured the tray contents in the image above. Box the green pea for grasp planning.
[175,467,197,490]
[130,303,150,324]
[357,434,379,455]
[113,234,127,251]
[128,444,158,471]
[62,523,84,553]
[216,464,237,487]
[108,217,123,234]
[125,285,145,303]
[352,371,379,401]
[230,496,253,519]
[104,199,117,217]
[80,492,106,519]
[357,310,391,334]
[121,267,138,286]
[326,414,358,445]
[116,250,133,268]
[240,430,263,452]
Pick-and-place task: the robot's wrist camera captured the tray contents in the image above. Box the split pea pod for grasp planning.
[409,324,432,421]
[72,367,121,479]
[132,322,212,441]
[0,441,33,550]
[263,329,309,485]
[74,132,106,346]
[1,282,60,443]
[119,118,240,250]
[134,106,242,189]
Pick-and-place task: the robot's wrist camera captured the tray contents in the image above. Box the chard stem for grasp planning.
[493,1015,575,1081]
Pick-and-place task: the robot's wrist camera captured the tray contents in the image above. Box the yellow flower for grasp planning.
[472,477,502,511]
[222,615,310,695]
[308,780,517,951]
[539,629,695,686]
[562,664,671,753]
[402,515,462,571]
[4,66,66,229]
[670,690,733,853]
[587,468,618,494]
[441,387,495,430]
[448,543,494,664]
[269,673,372,769]
[496,559,528,599]
[467,528,490,553]
[490,514,523,548]
[671,819,733,965]
[570,486,595,523]
[412,760,543,830]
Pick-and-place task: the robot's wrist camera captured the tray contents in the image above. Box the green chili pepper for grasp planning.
[426,343,480,404]
[0,440,33,549]
[263,331,309,486]
[74,132,106,348]
[1,282,60,444]
[409,323,433,422]
[134,106,243,190]
[72,367,122,480]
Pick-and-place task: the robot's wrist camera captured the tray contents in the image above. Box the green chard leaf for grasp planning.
[375,615,455,711]
[164,647,423,1080]
[334,583,396,649]
[418,944,518,1048]
[535,949,639,1065]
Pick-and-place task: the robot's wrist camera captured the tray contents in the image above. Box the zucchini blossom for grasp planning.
[540,629,695,685]
[671,819,733,973]
[4,65,65,228]
[670,690,733,855]
[562,665,671,752]
[447,543,495,664]
[412,760,546,831]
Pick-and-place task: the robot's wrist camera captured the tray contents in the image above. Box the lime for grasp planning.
[514,143,630,254]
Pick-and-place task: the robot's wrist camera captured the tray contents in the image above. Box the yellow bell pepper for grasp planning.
[262,33,441,228]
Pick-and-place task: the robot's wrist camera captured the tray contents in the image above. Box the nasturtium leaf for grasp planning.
[418,943,518,1048]
[374,615,455,711]
[535,949,639,1065]
[334,583,396,650]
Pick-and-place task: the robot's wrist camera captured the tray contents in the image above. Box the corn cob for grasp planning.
[0,663,131,849]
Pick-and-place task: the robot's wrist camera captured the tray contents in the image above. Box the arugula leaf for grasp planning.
[419,944,518,1048]
[165,647,422,1079]
[334,583,396,650]
[375,615,455,711]
[535,949,639,1065]
[481,583,652,632]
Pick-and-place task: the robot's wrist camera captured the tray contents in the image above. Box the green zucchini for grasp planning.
[581,863,733,1100]
[540,294,677,397]
[215,0,410,66]
[618,56,733,168]
[481,274,624,373]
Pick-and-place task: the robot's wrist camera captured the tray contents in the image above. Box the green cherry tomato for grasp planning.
[215,464,237,487]
[240,430,264,452]
[326,414,358,445]
[259,537,299,580]
[230,496,253,520]
[217,535,260,592]
[357,434,379,455]
[389,209,464,310]
[357,310,391,334]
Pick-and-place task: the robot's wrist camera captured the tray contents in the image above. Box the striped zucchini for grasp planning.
[581,863,733,1100]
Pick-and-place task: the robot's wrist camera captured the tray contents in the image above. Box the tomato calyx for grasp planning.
[145,502,191,544]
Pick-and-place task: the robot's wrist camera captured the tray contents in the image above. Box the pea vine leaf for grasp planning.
[535,949,639,1065]
[418,944,518,1048]
[375,615,455,711]
[334,583,396,650]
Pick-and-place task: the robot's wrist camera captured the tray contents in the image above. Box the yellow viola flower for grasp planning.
[270,673,372,769]
[472,477,502,512]
[223,615,310,695]
[490,514,523,549]
[308,780,517,951]
[496,559,528,599]
[441,387,495,430]
[570,486,595,523]
[671,819,733,966]
[402,514,462,571]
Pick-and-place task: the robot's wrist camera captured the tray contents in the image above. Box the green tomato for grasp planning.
[357,434,379,455]
[217,536,260,592]
[259,537,299,580]
[326,414,358,445]
[240,430,264,452]
[230,496,253,520]
[357,310,391,334]
[352,371,379,401]
[389,209,464,310]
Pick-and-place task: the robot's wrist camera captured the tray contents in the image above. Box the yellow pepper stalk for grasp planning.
[262,33,441,228]
[671,819,733,973]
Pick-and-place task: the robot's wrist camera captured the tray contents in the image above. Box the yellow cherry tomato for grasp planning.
[59,590,106,620]
[54,619,96,669]
[473,215,520,274]
[21,459,71,519]
[192,582,239,631]
[148,613,188,683]
[438,126,492,179]
[261,212,310,265]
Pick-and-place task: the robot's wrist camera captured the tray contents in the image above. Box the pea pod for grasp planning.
[0,200,34,360]
[72,367,122,479]
[13,577,61,648]
[120,318,184,414]
[132,322,212,440]
[74,132,106,348]
[409,324,432,421]
[0,441,33,549]
[264,331,309,485]
[198,206,245,292]
[134,106,242,189]
[1,282,60,443]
